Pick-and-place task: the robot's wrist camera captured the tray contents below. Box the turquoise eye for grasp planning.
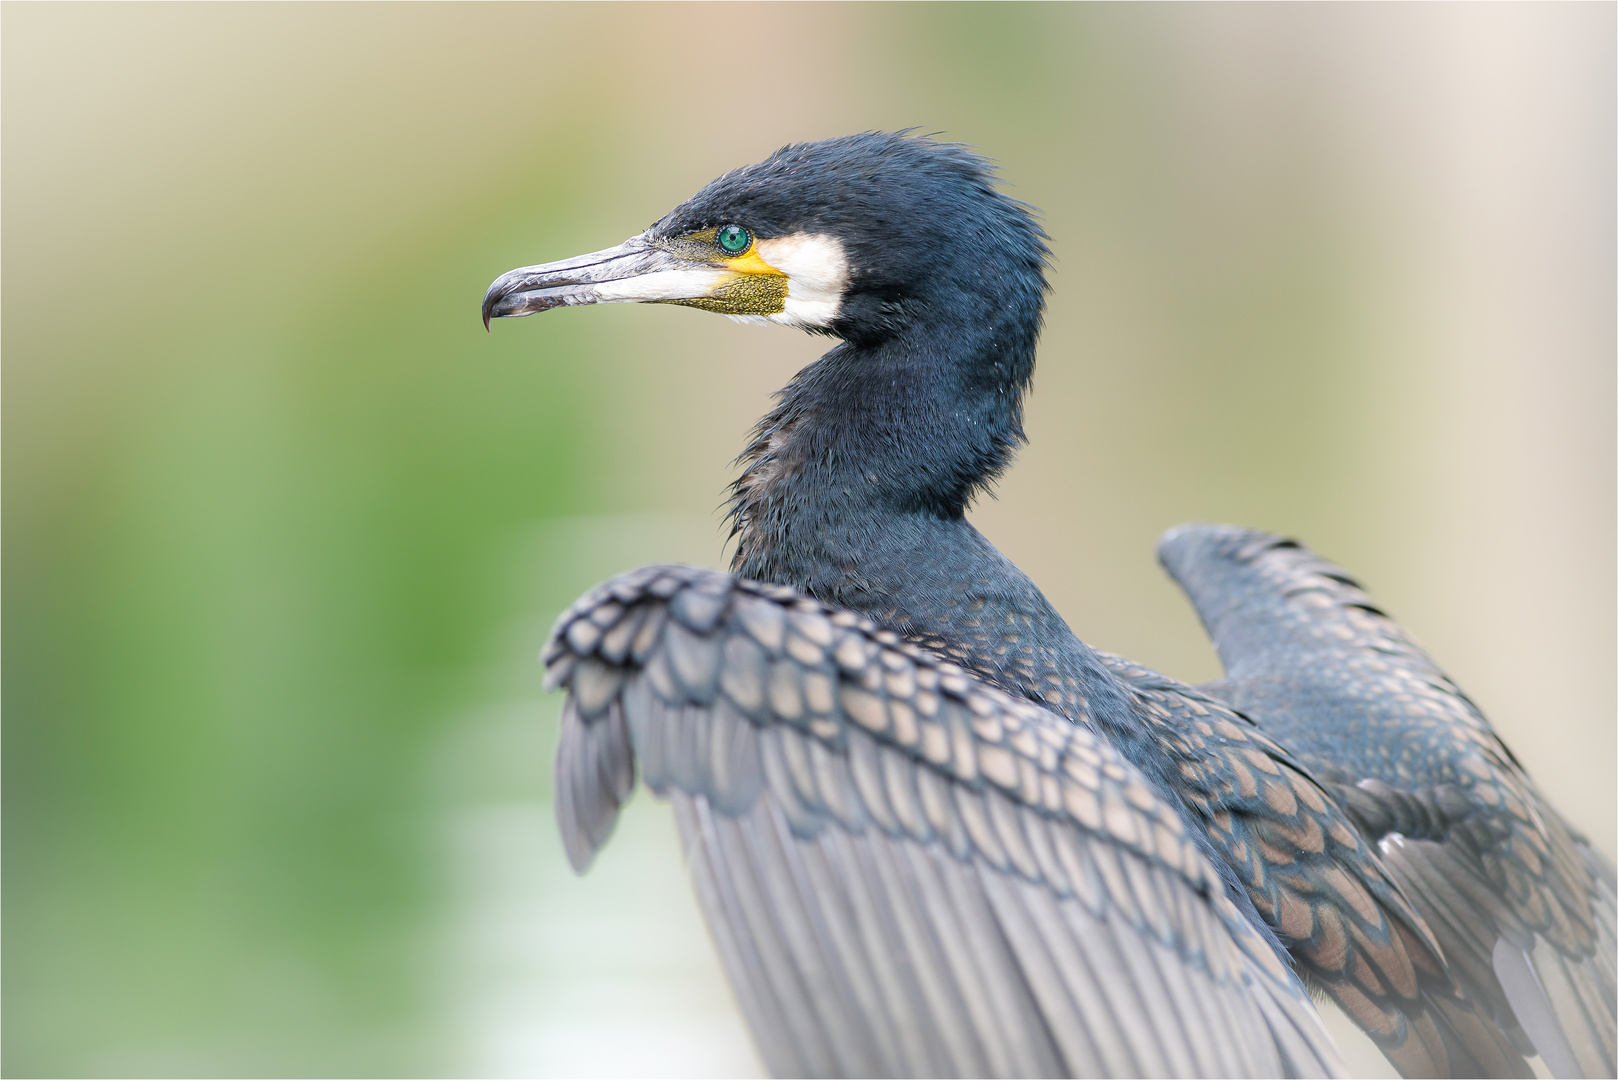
[717,224,751,254]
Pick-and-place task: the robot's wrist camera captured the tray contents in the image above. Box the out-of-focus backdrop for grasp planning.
[5,4,1612,1077]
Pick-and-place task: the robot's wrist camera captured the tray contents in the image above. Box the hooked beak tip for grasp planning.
[480,280,508,331]
[475,275,514,330]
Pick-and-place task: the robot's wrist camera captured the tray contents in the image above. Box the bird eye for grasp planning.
[716,224,751,254]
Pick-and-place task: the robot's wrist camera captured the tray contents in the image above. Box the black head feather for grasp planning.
[655,131,1050,349]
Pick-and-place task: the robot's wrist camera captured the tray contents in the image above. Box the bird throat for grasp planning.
[723,358,1041,710]
[725,387,1107,728]
[725,333,1029,610]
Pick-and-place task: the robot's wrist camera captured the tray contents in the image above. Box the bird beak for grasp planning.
[482,233,756,329]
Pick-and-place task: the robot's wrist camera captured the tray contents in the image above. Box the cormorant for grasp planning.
[483,132,1615,1079]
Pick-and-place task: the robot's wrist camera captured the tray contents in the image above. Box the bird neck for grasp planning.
[725,350,1159,766]
[728,316,1035,590]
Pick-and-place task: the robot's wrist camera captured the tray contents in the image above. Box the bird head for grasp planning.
[482,132,1049,349]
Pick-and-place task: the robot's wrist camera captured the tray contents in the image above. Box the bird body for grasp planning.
[485,132,1615,1078]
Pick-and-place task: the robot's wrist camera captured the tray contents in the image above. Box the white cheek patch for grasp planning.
[754,234,850,329]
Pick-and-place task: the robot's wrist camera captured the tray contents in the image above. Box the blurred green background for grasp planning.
[4,4,1612,1077]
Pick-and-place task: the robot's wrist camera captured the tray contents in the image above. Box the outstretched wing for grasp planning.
[1099,650,1530,1079]
[544,563,1345,1079]
[1159,524,1617,1079]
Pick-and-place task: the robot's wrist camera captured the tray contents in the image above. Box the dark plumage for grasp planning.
[1160,526,1617,1078]
[486,132,1615,1078]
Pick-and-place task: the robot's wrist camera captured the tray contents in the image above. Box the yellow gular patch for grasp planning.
[721,247,787,278]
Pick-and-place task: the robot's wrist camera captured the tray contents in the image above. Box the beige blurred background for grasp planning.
[4,4,1611,1077]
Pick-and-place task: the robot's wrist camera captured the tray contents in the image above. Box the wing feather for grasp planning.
[674,793,808,1077]
[794,814,943,1072]
[767,804,908,1071]
[548,564,1347,1078]
[700,787,837,1073]
[867,828,1021,1075]
[735,802,884,1073]
[1015,870,1139,1075]
[976,869,1098,1073]
[888,841,998,1073]
[1160,524,1616,1077]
